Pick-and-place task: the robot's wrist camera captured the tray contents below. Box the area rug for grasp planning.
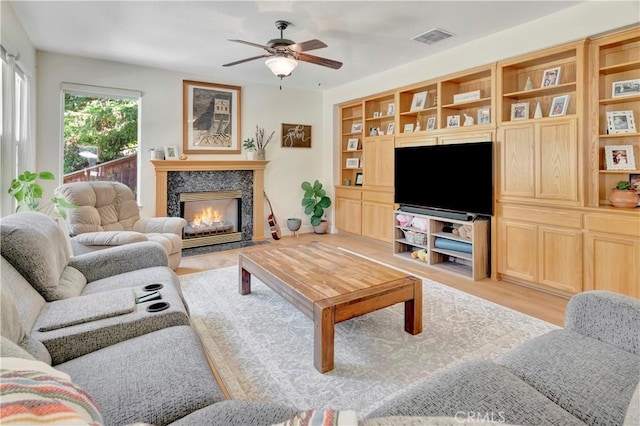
[179,263,558,417]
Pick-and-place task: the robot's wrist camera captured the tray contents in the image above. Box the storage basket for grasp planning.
[403,230,428,245]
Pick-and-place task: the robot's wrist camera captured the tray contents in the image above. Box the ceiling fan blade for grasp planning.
[296,52,343,69]
[289,39,327,52]
[223,54,272,67]
[228,39,275,53]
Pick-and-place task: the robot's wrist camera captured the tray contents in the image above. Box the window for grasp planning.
[61,83,141,197]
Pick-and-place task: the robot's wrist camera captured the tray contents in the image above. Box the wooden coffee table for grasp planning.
[238,242,422,373]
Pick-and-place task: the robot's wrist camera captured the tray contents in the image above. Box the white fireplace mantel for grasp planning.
[150,160,269,241]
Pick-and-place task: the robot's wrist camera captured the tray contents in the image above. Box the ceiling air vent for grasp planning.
[412,28,455,45]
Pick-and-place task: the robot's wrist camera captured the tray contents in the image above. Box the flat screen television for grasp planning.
[394,141,493,216]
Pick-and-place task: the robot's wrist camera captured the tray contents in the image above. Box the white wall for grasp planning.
[35,52,323,235]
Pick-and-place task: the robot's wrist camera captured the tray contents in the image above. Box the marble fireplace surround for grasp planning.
[150,160,268,242]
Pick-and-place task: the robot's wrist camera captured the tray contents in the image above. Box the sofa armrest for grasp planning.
[564,290,640,356]
[68,242,169,283]
[133,217,186,235]
[71,231,147,246]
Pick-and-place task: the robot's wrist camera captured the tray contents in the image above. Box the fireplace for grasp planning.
[180,190,242,248]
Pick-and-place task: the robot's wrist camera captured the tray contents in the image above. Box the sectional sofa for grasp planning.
[1,211,639,426]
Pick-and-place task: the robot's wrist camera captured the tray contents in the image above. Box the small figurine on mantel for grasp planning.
[463,113,474,126]
[524,76,534,91]
[415,113,422,132]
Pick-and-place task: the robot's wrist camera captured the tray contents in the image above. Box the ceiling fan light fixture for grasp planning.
[265,55,298,78]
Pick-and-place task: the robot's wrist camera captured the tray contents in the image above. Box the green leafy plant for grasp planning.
[301,180,331,226]
[242,138,256,151]
[616,180,632,190]
[8,171,76,219]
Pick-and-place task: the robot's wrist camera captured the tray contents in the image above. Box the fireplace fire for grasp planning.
[179,190,242,248]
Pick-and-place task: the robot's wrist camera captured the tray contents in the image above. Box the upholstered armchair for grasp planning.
[55,181,186,269]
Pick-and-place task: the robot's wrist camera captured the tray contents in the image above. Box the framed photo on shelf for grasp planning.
[403,123,414,133]
[355,172,364,186]
[372,112,380,118]
[164,145,179,160]
[549,95,569,117]
[477,107,491,125]
[426,116,436,130]
[351,123,362,133]
[612,79,640,98]
[606,111,636,134]
[605,145,636,171]
[387,122,395,135]
[346,158,360,169]
[409,91,428,111]
[446,115,460,128]
[387,103,395,116]
[346,138,359,151]
[541,67,561,87]
[630,174,640,202]
[511,102,529,120]
[183,80,241,154]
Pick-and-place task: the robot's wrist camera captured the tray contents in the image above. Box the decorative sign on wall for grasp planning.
[281,123,312,148]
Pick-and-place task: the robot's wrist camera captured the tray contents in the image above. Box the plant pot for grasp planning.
[609,189,639,208]
[312,220,329,234]
[286,218,302,232]
[246,151,257,160]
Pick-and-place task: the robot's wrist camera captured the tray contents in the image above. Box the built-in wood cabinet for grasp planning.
[362,135,394,191]
[588,26,640,207]
[362,191,394,242]
[340,101,363,187]
[334,187,362,235]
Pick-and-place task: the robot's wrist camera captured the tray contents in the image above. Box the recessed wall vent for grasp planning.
[412,28,455,45]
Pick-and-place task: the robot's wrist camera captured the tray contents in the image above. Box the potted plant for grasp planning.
[609,180,640,208]
[7,170,76,218]
[243,138,257,160]
[301,179,331,234]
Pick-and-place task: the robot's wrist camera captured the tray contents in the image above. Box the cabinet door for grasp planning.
[500,124,535,198]
[362,202,393,242]
[498,219,538,282]
[363,135,394,190]
[335,197,362,235]
[536,118,579,203]
[538,225,583,294]
[584,232,640,298]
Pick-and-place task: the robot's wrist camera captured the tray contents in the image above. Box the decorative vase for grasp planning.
[287,218,302,232]
[246,151,257,160]
[609,189,639,208]
[257,149,266,161]
[312,220,329,234]
[534,102,543,119]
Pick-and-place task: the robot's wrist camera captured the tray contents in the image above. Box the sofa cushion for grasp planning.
[1,256,47,330]
[170,401,300,426]
[0,357,103,425]
[56,325,225,426]
[1,290,51,364]
[497,329,640,426]
[365,360,585,426]
[0,337,34,360]
[1,211,83,301]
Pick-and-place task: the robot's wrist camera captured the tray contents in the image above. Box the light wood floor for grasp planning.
[176,233,569,326]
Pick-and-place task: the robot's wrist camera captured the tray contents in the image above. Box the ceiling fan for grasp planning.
[222,20,343,80]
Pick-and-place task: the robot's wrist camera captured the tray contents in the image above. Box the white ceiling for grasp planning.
[10,1,586,91]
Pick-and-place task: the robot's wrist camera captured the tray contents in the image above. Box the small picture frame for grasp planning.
[549,95,569,117]
[477,107,491,125]
[164,145,179,160]
[372,112,380,118]
[426,116,436,130]
[355,172,364,186]
[511,102,529,121]
[630,174,640,201]
[346,158,360,169]
[612,79,640,98]
[387,103,395,116]
[403,123,414,133]
[410,91,428,112]
[446,115,460,128]
[351,123,362,133]
[605,145,636,171]
[387,122,395,135]
[346,138,359,151]
[606,111,636,134]
[541,67,561,87]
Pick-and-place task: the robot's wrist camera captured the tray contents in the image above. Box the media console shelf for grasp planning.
[393,210,490,280]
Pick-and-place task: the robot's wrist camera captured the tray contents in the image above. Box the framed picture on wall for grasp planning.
[182,80,241,154]
[281,123,311,147]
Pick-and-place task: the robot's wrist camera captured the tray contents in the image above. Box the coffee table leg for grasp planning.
[239,266,251,295]
[404,279,422,335]
[314,304,335,373]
